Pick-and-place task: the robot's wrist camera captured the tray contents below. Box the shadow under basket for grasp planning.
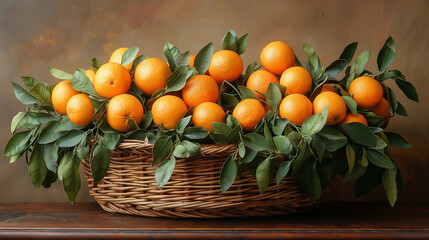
[83,139,325,218]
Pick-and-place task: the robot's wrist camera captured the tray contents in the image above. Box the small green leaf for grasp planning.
[127,118,139,131]
[220,155,237,192]
[236,33,248,55]
[272,118,289,136]
[11,112,26,134]
[359,147,369,167]
[367,149,394,169]
[360,112,385,126]
[194,42,213,75]
[238,86,257,99]
[57,152,73,181]
[371,136,388,150]
[91,58,103,69]
[352,50,371,76]
[220,93,239,110]
[222,31,238,52]
[242,133,273,151]
[343,162,366,183]
[355,164,382,197]
[152,136,173,166]
[395,101,408,116]
[183,127,209,140]
[56,116,83,132]
[11,82,38,105]
[62,156,81,204]
[57,130,86,148]
[173,143,189,158]
[243,62,262,82]
[256,157,274,193]
[273,136,293,155]
[345,143,355,173]
[301,106,329,136]
[121,47,139,67]
[212,122,232,136]
[39,121,63,144]
[30,84,51,105]
[4,130,33,157]
[323,138,347,152]
[266,82,282,111]
[48,66,73,80]
[155,156,176,188]
[76,137,89,161]
[241,147,257,163]
[140,113,153,130]
[102,133,121,150]
[377,37,395,72]
[181,140,201,156]
[394,79,419,102]
[318,127,345,140]
[226,125,241,144]
[385,132,411,148]
[177,116,191,134]
[276,161,292,185]
[325,42,358,76]
[311,135,325,162]
[382,164,398,207]
[21,76,39,89]
[264,121,274,148]
[90,143,110,187]
[71,68,97,96]
[341,122,377,147]
[29,144,47,188]
[42,142,58,172]
[131,55,150,72]
[163,42,181,71]
[176,51,191,67]
[387,87,398,115]
[341,96,357,115]
[165,65,192,93]
[303,43,319,73]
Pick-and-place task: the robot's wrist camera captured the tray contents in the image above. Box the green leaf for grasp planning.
[222,31,238,52]
[359,147,369,167]
[345,143,355,173]
[385,132,411,148]
[343,162,366,183]
[91,57,103,69]
[181,140,201,156]
[273,136,293,155]
[28,112,55,124]
[237,33,248,55]
[318,127,345,140]
[311,135,325,162]
[242,133,273,151]
[226,125,241,144]
[163,42,181,71]
[30,84,51,105]
[140,113,153,130]
[121,47,139,67]
[57,152,73,181]
[165,65,192,93]
[293,144,322,199]
[42,170,58,188]
[42,142,58,172]
[276,161,292,185]
[272,118,289,136]
[102,133,121,150]
[39,121,63,144]
[341,96,357,115]
[176,116,192,133]
[256,157,274,193]
[220,155,237,192]
[29,144,47,188]
[55,116,83,132]
[355,164,382,197]
[264,121,274,148]
[301,106,329,136]
[360,112,385,126]
[127,118,139,131]
[57,130,86,148]
[325,42,358,76]
[21,76,39,89]
[220,93,239,109]
[352,50,371,76]
[377,37,395,71]
[266,82,282,111]
[173,143,189,158]
[76,137,89,161]
[238,86,257,99]
[387,87,398,115]
[394,79,419,102]
[367,149,394,169]
[212,122,232,136]
[131,55,150,72]
[194,42,213,75]
[382,164,398,207]
[62,156,81,204]
[152,136,173,166]
[303,43,319,73]
[90,143,110,187]
[287,131,302,148]
[11,82,38,105]
[155,156,176,188]
[323,138,347,152]
[395,101,408,116]
[48,66,73,80]
[183,127,209,140]
[4,130,32,157]
[71,68,98,96]
[243,62,262,82]
[341,122,377,147]
[11,112,26,134]
[241,147,257,163]
[176,51,191,67]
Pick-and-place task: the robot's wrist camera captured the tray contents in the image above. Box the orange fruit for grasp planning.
[340,112,368,126]
[182,75,219,108]
[109,47,135,71]
[279,66,312,95]
[372,98,391,119]
[232,99,265,131]
[279,94,313,125]
[52,80,80,115]
[320,84,337,93]
[85,69,96,84]
[152,95,187,130]
[192,102,225,131]
[246,70,279,100]
[260,41,295,75]
[348,76,383,109]
[313,91,347,126]
[66,94,94,126]
[135,58,172,96]
[93,62,131,99]
[106,94,144,132]
[189,54,196,67]
[208,50,243,84]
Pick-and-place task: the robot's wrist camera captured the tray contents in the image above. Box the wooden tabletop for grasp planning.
[0,202,428,239]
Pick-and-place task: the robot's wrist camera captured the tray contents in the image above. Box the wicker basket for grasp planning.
[83,139,325,218]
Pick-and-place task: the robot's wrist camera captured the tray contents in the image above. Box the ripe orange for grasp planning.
[279,94,313,125]
[109,48,135,71]
[189,54,196,67]
[208,50,243,84]
[106,94,144,132]
[320,84,337,93]
[182,75,219,108]
[85,69,96,84]
[260,41,295,75]
[246,70,279,100]
[313,91,347,126]
[340,112,368,126]
[192,102,225,131]
[52,80,80,115]
[372,98,391,119]
[280,66,312,95]
[93,62,131,99]
[152,95,187,130]
[232,99,265,131]
[135,58,172,95]
[66,94,94,126]
[348,76,383,109]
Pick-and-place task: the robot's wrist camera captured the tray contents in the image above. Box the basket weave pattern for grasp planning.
[83,139,323,218]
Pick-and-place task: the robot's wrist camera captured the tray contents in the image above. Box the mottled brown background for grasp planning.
[0,0,428,203]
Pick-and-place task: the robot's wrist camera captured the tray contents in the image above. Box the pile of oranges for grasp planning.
[50,40,391,135]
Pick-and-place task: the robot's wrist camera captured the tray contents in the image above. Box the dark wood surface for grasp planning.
[0,202,428,239]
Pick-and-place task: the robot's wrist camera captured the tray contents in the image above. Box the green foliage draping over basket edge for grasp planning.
[4,30,418,206]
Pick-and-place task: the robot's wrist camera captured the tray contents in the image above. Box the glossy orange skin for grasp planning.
[209,50,243,84]
[340,112,368,126]
[372,98,391,119]
[52,80,80,115]
[280,66,312,95]
[279,94,313,125]
[348,76,383,109]
[135,58,172,96]
[192,102,225,131]
[232,99,265,131]
[66,94,94,126]
[152,95,187,130]
[93,62,131,99]
[106,94,144,132]
[260,41,295,75]
[182,75,219,108]
[85,69,96,85]
[246,70,279,100]
[109,48,134,71]
[313,91,347,126]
